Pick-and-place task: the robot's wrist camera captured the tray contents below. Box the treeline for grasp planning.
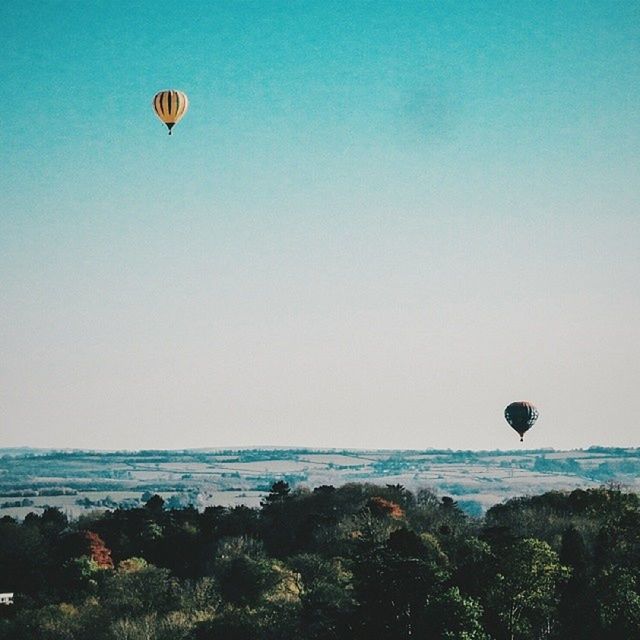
[0,483,639,639]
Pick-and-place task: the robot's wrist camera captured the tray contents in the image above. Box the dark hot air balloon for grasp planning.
[504,401,538,442]
[153,90,189,134]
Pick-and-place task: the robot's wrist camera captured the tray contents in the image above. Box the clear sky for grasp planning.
[1,1,639,451]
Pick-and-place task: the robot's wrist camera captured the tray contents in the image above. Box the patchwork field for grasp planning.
[1,446,638,518]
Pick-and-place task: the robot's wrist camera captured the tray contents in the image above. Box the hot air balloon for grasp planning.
[504,401,538,442]
[152,90,188,134]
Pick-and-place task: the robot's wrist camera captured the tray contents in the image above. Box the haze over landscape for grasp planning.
[2,2,639,452]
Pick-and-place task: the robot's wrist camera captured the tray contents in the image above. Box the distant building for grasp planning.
[0,593,13,605]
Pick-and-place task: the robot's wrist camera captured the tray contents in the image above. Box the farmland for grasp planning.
[1,446,638,519]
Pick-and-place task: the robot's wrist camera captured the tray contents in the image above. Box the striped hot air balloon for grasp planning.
[152,90,189,135]
[504,401,539,442]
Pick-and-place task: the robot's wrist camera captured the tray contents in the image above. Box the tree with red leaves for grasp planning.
[84,531,114,569]
[367,497,405,520]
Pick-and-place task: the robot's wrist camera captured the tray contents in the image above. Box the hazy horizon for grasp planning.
[2,1,639,452]
[1,444,638,455]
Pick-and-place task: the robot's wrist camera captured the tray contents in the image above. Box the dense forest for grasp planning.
[0,482,638,639]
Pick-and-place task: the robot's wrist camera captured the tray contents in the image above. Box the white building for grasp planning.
[0,593,13,605]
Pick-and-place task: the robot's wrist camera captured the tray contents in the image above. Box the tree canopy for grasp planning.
[0,483,638,639]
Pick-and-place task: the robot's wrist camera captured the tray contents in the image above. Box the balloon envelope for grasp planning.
[504,401,539,441]
[153,90,188,134]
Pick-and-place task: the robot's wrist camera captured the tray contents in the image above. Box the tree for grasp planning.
[449,536,496,601]
[288,554,354,640]
[593,567,640,639]
[215,555,282,607]
[558,526,595,638]
[40,508,69,542]
[102,561,174,617]
[144,494,165,513]
[60,556,101,598]
[0,516,50,599]
[485,538,569,640]
[425,587,489,639]
[261,481,291,506]
[85,531,114,569]
[350,526,449,640]
[367,497,404,520]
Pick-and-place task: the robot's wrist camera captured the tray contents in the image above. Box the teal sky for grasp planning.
[1,1,639,450]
